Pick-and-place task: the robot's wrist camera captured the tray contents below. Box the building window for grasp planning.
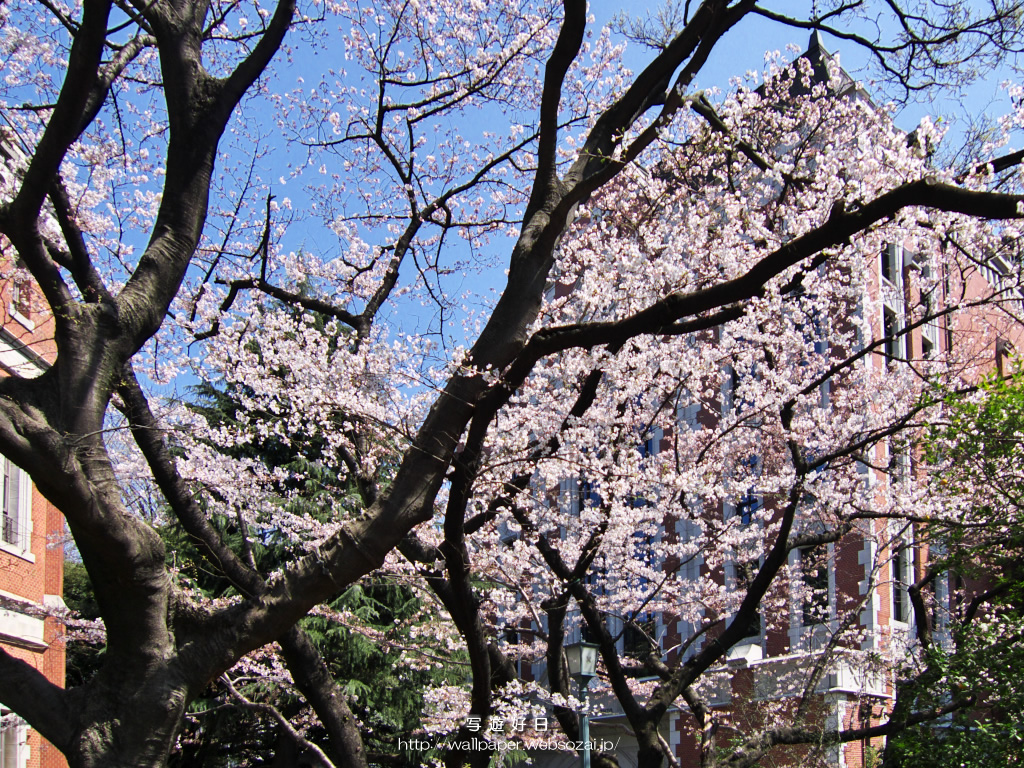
[9,280,30,320]
[799,547,829,626]
[919,259,940,360]
[7,258,34,331]
[921,333,935,360]
[892,541,912,624]
[880,244,911,363]
[638,426,661,459]
[880,244,899,286]
[576,478,600,517]
[733,454,761,525]
[623,615,657,658]
[1,457,31,554]
[736,493,760,525]
[883,306,901,361]
[0,710,27,768]
[997,339,1015,378]
[734,560,762,639]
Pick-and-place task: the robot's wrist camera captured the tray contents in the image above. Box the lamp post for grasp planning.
[565,642,599,768]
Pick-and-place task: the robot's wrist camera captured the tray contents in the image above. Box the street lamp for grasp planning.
[565,642,599,768]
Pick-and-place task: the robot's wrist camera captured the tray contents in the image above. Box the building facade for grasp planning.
[523,37,1023,768]
[0,130,67,768]
[533,235,1021,768]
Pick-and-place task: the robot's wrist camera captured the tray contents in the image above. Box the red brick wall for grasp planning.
[0,492,68,768]
[0,269,66,767]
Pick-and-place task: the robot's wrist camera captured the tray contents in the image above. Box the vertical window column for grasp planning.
[0,710,27,768]
[892,538,912,624]
[1,457,31,554]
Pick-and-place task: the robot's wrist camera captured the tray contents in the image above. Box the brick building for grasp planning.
[0,130,67,768]
[526,36,1023,768]
[661,237,1021,768]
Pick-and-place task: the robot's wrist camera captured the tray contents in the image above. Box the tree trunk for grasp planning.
[63,672,191,768]
[279,627,370,768]
[635,724,666,768]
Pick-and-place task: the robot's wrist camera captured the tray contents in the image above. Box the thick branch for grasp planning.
[524,0,586,222]
[509,180,1024,369]
[117,0,296,355]
[116,368,369,768]
[0,647,75,751]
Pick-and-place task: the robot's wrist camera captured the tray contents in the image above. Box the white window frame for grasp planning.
[789,544,835,651]
[0,456,32,561]
[890,530,914,627]
[0,710,28,768]
[880,244,909,364]
[880,243,901,289]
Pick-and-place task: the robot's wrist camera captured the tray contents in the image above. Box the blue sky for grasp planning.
[592,1,1018,139]
[156,2,1022,377]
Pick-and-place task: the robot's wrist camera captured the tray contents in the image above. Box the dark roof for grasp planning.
[798,32,882,112]
[800,30,859,98]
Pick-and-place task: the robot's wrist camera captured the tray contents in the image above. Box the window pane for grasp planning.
[800,549,829,625]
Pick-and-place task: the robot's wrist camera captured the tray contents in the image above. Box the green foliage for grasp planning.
[63,560,104,688]
[925,367,1024,583]
[302,579,454,765]
[885,613,1024,767]
[886,369,1024,767]
[168,572,450,768]
[948,362,1024,561]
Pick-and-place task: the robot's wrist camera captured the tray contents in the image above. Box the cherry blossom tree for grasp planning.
[483,70,1024,767]
[1,1,1024,767]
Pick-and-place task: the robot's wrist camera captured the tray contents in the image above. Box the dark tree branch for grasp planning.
[117,0,296,355]
[524,0,586,222]
[115,367,369,768]
[0,647,75,752]
[512,180,1024,364]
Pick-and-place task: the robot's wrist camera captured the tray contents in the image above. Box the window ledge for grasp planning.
[0,540,35,562]
[8,304,35,331]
